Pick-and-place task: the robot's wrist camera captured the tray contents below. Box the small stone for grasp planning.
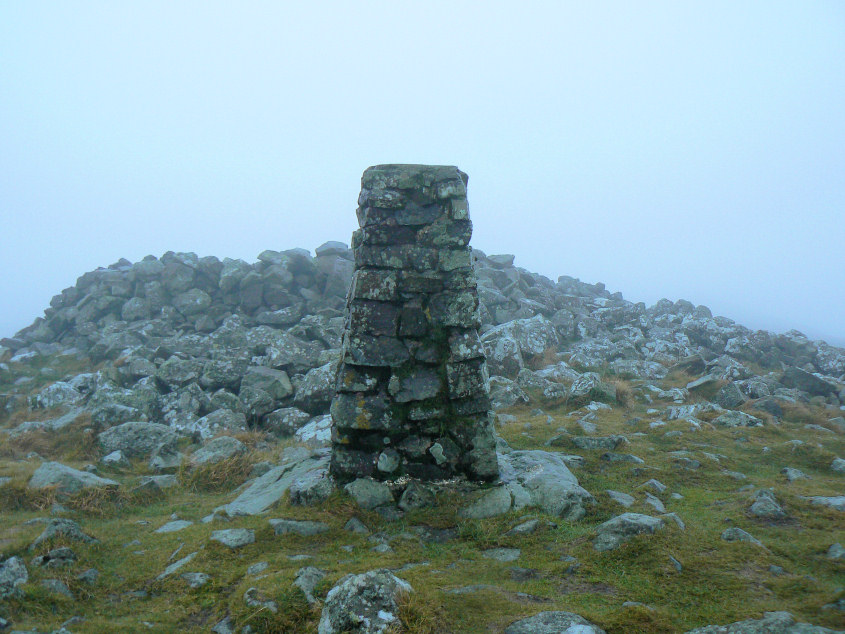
[210,529,255,549]
[181,572,210,588]
[344,478,394,509]
[482,547,520,562]
[247,562,269,575]
[343,517,370,535]
[721,527,763,547]
[155,520,194,533]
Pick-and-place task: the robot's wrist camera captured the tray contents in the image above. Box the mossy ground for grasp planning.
[1,362,844,632]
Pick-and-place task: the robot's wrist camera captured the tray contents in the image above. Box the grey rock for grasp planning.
[505,611,607,634]
[807,495,845,511]
[606,490,635,508]
[499,450,594,520]
[684,610,841,633]
[716,383,747,409]
[192,409,248,439]
[190,436,246,466]
[217,449,329,516]
[780,367,839,398]
[0,556,28,599]
[180,572,210,588]
[98,422,179,458]
[270,518,329,537]
[318,569,412,634]
[398,481,436,511]
[781,467,808,482]
[247,561,269,575]
[100,450,130,469]
[155,520,194,534]
[482,547,520,562]
[241,366,294,400]
[294,566,326,604]
[148,442,184,472]
[333,521,367,544]
[263,407,311,436]
[594,513,665,551]
[826,543,845,560]
[721,527,763,547]
[32,547,76,569]
[289,465,335,506]
[41,578,72,597]
[293,362,337,414]
[29,462,118,495]
[294,414,332,447]
[749,489,786,519]
[345,478,394,509]
[210,528,255,548]
[459,485,516,519]
[572,435,628,451]
[156,552,198,580]
[713,411,764,428]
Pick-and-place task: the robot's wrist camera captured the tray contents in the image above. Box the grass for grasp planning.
[1,363,844,632]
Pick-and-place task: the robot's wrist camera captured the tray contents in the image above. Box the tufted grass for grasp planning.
[0,379,844,632]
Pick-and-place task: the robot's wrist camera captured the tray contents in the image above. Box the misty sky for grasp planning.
[1,2,844,346]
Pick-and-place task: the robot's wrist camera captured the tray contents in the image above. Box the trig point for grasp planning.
[329,164,498,482]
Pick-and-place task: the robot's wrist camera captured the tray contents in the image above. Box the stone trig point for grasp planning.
[329,164,498,482]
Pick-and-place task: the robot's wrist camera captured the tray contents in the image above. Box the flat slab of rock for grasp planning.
[155,520,194,534]
[156,552,198,580]
[594,513,665,551]
[505,611,607,634]
[684,610,842,633]
[270,519,329,537]
[807,496,845,512]
[216,448,329,516]
[29,461,118,495]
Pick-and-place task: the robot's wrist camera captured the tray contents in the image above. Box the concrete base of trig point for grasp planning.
[329,164,498,483]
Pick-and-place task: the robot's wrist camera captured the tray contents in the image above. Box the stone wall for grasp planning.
[329,165,498,482]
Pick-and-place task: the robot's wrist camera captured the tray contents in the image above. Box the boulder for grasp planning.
[498,450,594,520]
[780,367,839,398]
[721,527,763,547]
[749,489,786,519]
[30,518,98,550]
[344,478,394,509]
[0,556,28,599]
[210,529,255,549]
[293,362,337,414]
[594,513,665,551]
[716,383,747,409]
[98,422,179,458]
[318,569,412,634]
[217,449,329,516]
[29,462,118,495]
[190,436,246,466]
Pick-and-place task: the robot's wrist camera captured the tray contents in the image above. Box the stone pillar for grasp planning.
[329,165,498,483]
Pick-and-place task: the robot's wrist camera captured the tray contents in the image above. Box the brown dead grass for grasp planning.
[0,416,98,462]
[178,453,257,493]
[524,347,561,371]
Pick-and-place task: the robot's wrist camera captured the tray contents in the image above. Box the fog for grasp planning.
[2,2,843,346]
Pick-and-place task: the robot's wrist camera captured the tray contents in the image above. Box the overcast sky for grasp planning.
[1,2,843,346]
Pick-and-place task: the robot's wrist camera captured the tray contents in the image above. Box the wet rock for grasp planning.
[318,568,411,634]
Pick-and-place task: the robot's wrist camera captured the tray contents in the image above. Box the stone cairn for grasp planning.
[329,165,499,483]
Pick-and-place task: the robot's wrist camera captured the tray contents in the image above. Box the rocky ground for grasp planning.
[0,245,843,633]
